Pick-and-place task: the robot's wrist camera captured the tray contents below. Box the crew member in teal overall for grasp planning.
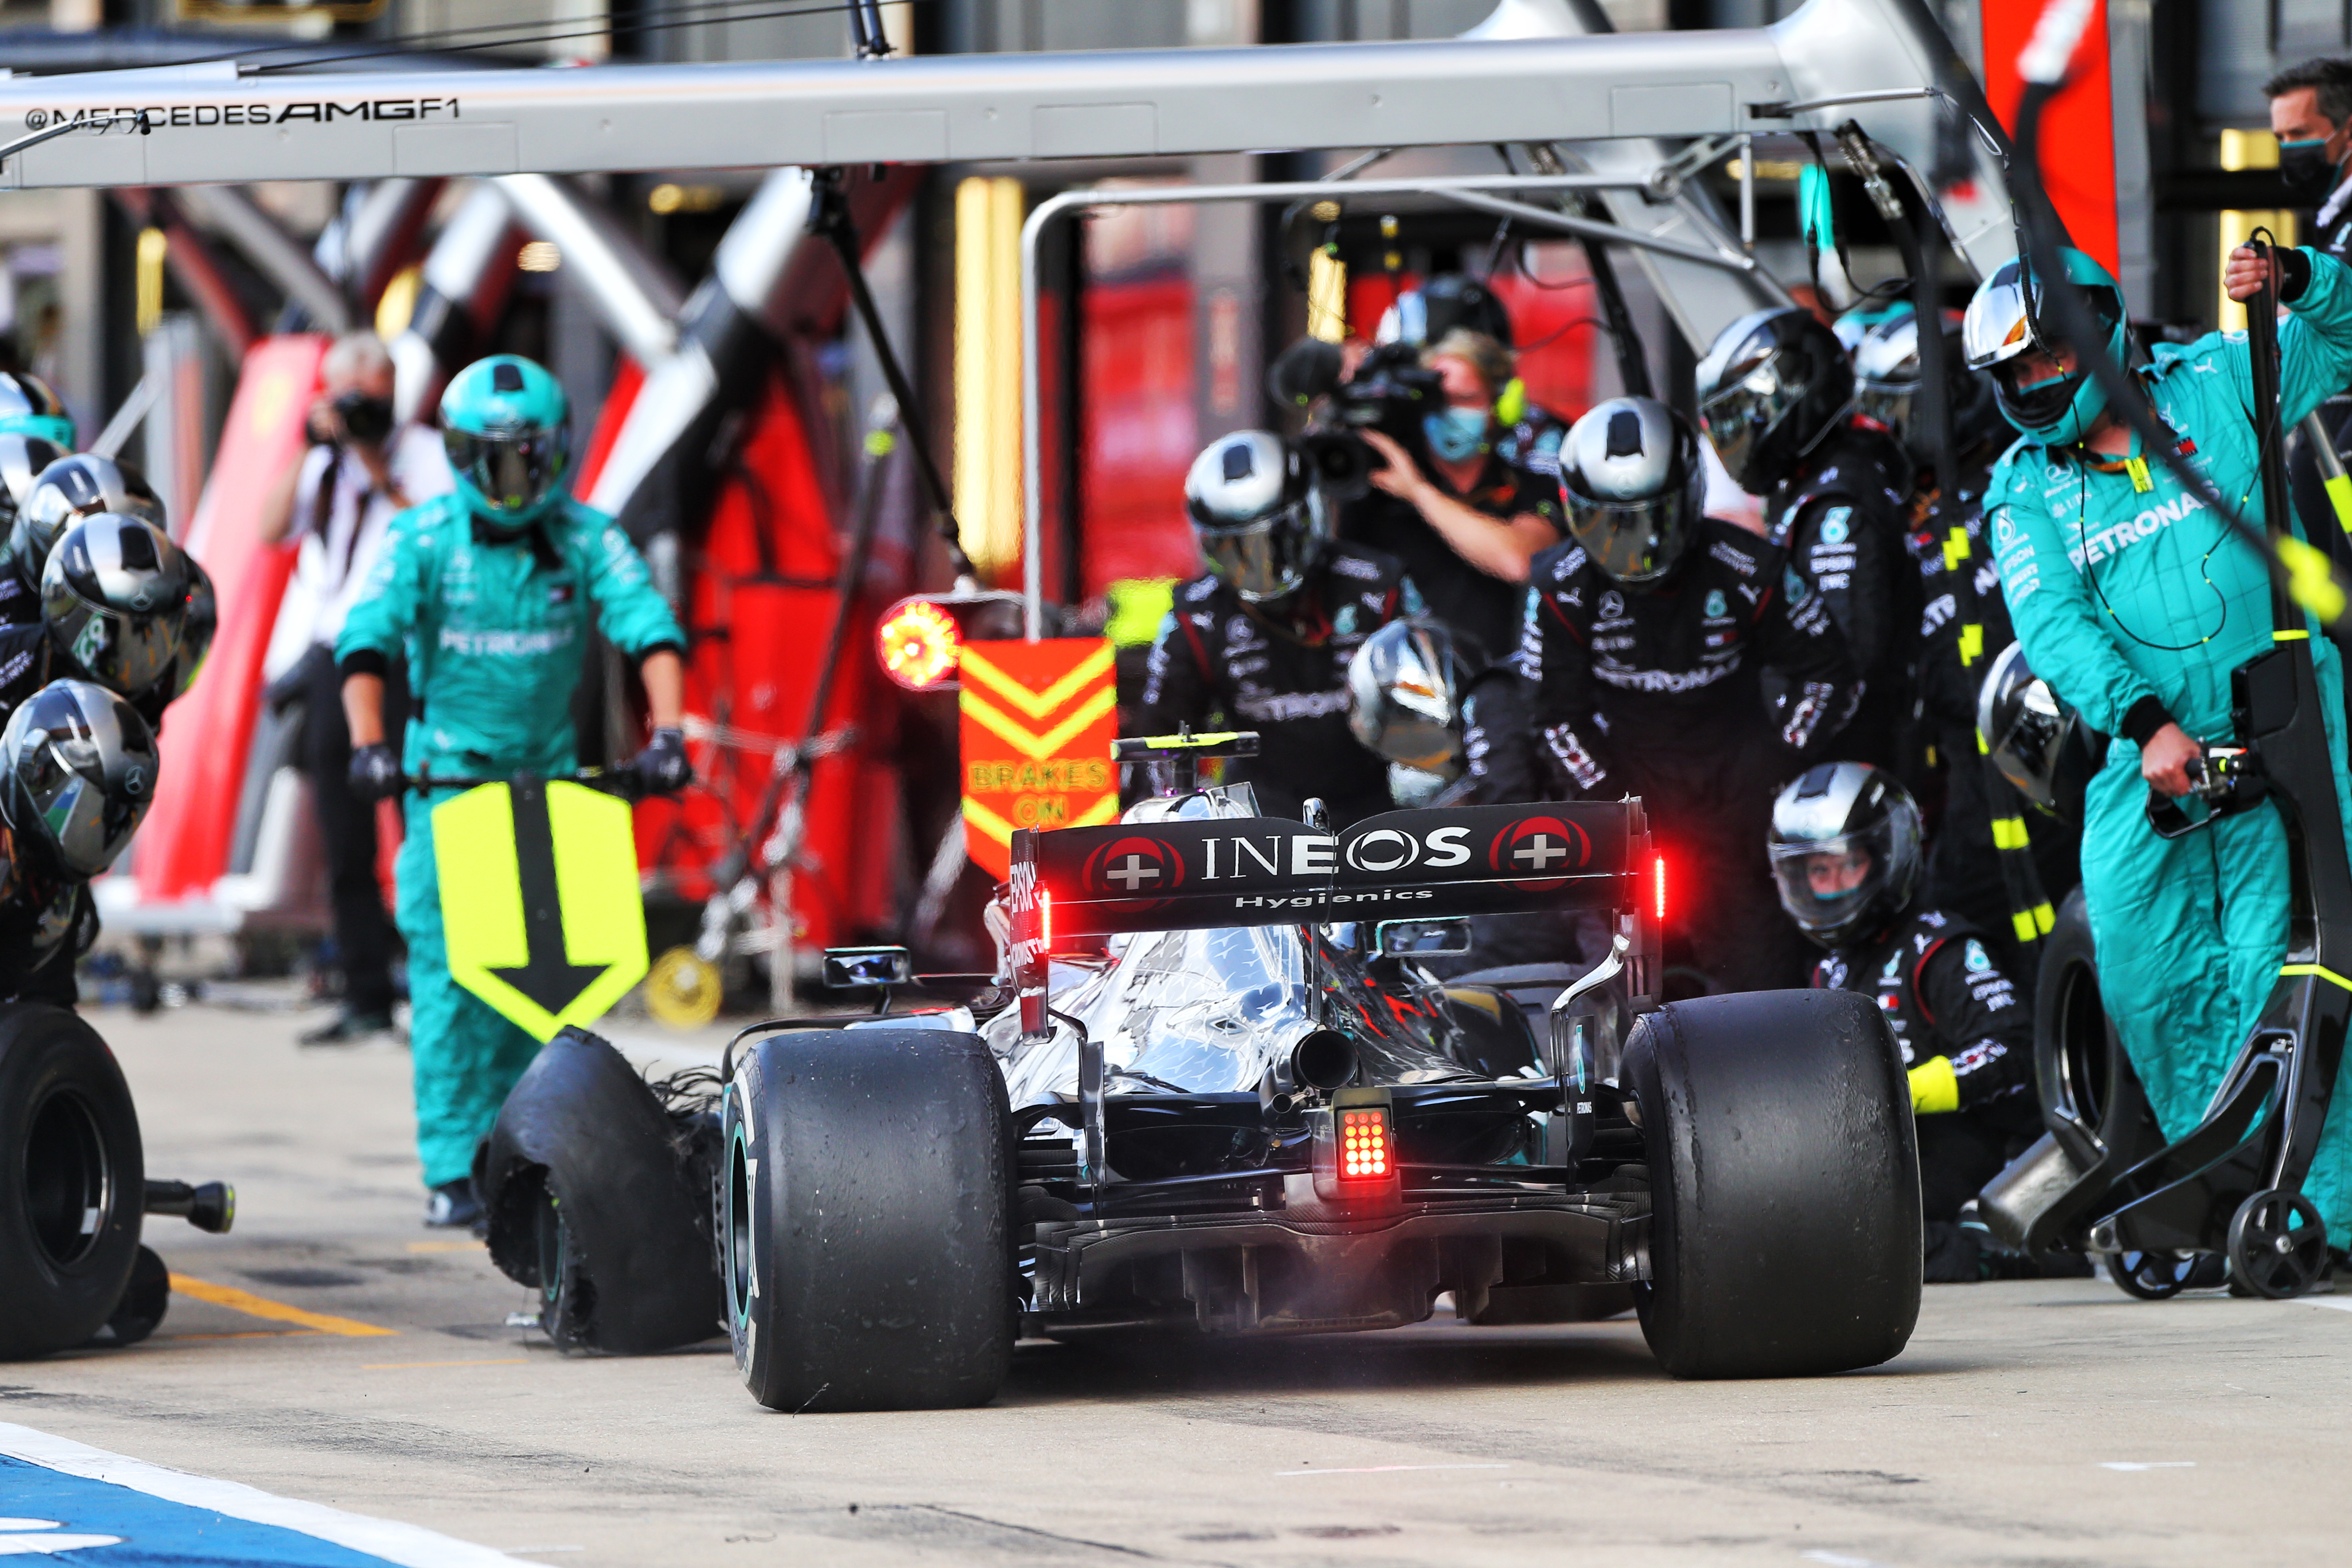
[336,356,689,1227]
[1973,243,2352,1250]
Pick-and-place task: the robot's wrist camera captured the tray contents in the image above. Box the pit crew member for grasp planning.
[1769,762,2053,1281]
[1504,396,1862,991]
[0,681,161,1009]
[337,354,689,1230]
[0,512,213,735]
[0,436,76,627]
[1975,242,2352,1247]
[1698,306,1917,772]
[1138,429,1418,826]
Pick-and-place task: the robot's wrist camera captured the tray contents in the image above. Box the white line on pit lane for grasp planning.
[2099,1461,2196,1471]
[0,1423,540,1567]
[2291,1293,2352,1312]
[1274,1463,1510,1476]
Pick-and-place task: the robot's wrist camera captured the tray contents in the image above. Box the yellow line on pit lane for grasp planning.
[361,1358,528,1371]
[168,1274,397,1338]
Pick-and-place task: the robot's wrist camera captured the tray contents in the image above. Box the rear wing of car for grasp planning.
[1006,799,1657,996]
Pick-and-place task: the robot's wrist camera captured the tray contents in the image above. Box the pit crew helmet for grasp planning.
[1977,640,2099,823]
[441,354,572,529]
[0,371,75,448]
[1183,430,1331,603]
[1767,761,1924,949]
[12,452,166,590]
[0,434,67,575]
[1962,247,2127,445]
[1346,618,1467,778]
[1695,307,1855,491]
[0,678,159,878]
[1558,396,1706,588]
[1852,310,2004,467]
[40,513,210,702]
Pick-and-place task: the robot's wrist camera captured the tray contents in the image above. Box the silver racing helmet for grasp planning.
[1183,430,1331,603]
[1852,311,2004,466]
[1345,618,1468,778]
[40,513,204,701]
[1977,640,2099,822]
[0,678,160,878]
[1767,761,1924,948]
[1558,396,1706,588]
[12,453,167,591]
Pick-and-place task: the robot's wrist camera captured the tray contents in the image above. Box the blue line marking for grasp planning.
[0,1456,403,1566]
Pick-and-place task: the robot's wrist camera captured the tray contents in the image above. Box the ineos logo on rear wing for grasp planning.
[1009,801,1643,946]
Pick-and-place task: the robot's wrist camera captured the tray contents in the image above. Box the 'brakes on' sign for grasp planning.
[958,638,1117,878]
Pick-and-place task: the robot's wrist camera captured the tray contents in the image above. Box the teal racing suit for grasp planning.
[337,495,684,1188]
[1987,245,2352,1243]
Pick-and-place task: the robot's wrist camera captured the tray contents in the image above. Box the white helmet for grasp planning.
[1182,431,1330,603]
[1558,397,1706,588]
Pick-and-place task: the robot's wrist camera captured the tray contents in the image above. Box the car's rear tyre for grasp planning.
[724,1028,1012,1412]
[0,1004,144,1359]
[478,1027,720,1353]
[1626,988,1921,1379]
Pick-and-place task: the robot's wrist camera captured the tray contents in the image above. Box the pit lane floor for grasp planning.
[7,1001,2349,1568]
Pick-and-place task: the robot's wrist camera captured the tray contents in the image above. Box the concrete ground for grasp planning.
[8,998,2351,1567]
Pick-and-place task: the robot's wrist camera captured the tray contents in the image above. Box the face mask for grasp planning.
[1422,406,1490,463]
[2280,137,2347,206]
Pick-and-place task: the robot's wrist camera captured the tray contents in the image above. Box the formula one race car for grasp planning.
[478,752,1921,1411]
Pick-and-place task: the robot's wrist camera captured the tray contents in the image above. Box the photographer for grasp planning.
[260,330,453,1047]
[1345,328,1563,663]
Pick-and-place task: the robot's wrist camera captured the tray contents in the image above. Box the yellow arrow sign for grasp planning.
[433,779,649,1043]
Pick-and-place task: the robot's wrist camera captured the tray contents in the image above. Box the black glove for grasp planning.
[348,744,405,803]
[631,727,692,796]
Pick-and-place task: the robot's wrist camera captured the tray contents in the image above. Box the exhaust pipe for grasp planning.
[1288,1029,1359,1093]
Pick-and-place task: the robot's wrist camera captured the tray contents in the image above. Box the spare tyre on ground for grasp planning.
[0,1003,145,1359]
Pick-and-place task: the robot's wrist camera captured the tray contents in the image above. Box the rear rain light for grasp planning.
[1338,1108,1390,1181]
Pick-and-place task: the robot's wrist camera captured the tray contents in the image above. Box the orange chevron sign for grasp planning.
[959,638,1119,878]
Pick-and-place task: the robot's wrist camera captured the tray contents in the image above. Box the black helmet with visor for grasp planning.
[1695,307,1855,491]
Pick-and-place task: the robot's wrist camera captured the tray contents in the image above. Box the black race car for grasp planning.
[478,781,1921,1411]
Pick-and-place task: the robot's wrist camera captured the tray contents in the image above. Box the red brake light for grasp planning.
[1338,1109,1390,1181]
[877,598,960,690]
[1038,888,1051,953]
[1654,853,1666,923]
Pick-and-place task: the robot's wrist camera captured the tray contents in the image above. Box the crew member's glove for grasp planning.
[1908,1055,1960,1116]
[632,727,692,796]
[348,744,405,804]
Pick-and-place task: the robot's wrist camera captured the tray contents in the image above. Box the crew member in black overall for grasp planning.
[1137,431,1420,827]
[1698,307,1916,772]
[1502,396,1861,993]
[1768,761,2073,1282]
[1854,310,2084,955]
[0,681,162,1010]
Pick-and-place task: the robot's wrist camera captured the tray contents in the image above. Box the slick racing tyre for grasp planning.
[479,1028,720,1354]
[96,1245,170,1347]
[725,1027,1013,1412]
[1626,988,1921,1379]
[0,1004,144,1359]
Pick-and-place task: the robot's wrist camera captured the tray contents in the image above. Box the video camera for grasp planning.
[1267,336,1443,500]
